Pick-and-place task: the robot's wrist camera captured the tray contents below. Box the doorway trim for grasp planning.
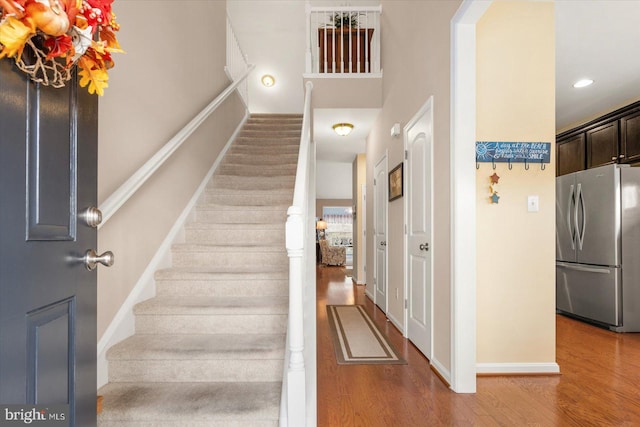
[450,0,492,393]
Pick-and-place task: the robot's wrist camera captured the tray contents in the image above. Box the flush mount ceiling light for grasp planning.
[573,79,594,88]
[333,123,354,136]
[261,74,275,87]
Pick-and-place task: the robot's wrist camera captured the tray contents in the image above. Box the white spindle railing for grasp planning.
[226,14,251,106]
[305,4,382,75]
[281,81,316,427]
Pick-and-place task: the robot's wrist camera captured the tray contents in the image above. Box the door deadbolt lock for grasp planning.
[419,243,429,251]
[84,249,114,271]
[80,207,103,228]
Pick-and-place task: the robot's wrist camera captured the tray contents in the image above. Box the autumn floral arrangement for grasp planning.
[0,0,122,95]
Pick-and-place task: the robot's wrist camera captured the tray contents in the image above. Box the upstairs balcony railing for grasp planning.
[305,5,382,76]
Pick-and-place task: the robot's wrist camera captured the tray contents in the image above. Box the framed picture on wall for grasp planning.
[389,163,403,201]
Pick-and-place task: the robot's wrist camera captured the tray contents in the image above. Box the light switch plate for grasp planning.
[528,195,539,212]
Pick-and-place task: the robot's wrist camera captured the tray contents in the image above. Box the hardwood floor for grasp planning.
[316,265,640,426]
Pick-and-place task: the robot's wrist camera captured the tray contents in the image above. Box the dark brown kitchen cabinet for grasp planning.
[621,110,640,164]
[557,134,585,176]
[586,121,619,169]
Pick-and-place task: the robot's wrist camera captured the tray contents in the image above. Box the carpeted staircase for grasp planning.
[97,114,302,427]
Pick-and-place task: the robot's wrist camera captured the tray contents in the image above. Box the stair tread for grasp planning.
[98,382,280,422]
[196,204,288,210]
[134,296,288,315]
[185,222,284,230]
[206,188,292,195]
[107,334,286,360]
[172,243,285,252]
[155,268,287,280]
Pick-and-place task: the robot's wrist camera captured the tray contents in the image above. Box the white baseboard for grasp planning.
[364,287,374,301]
[97,111,249,389]
[387,312,404,334]
[431,357,452,386]
[476,362,560,375]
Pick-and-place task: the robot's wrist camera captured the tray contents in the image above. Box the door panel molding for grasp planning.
[26,297,76,406]
[26,77,78,241]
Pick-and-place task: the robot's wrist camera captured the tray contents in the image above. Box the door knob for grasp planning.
[84,249,114,270]
[419,243,429,251]
[80,207,103,228]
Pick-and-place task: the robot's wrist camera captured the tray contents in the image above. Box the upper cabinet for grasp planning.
[557,134,585,176]
[621,110,640,164]
[586,121,619,169]
[556,101,640,176]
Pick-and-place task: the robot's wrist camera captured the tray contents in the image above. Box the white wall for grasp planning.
[97,0,246,340]
[316,160,353,199]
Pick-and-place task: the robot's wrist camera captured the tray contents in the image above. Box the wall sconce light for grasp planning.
[333,123,354,136]
[261,74,275,87]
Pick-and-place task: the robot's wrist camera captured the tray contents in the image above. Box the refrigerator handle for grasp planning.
[576,183,586,250]
[567,184,576,250]
[556,262,611,274]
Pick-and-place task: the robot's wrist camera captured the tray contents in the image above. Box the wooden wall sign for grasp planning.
[476,142,551,164]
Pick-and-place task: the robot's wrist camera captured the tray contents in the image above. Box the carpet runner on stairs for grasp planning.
[97,114,302,427]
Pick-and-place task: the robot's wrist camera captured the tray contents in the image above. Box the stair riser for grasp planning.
[229,146,299,155]
[185,229,284,245]
[172,251,288,268]
[201,193,292,206]
[209,176,295,190]
[223,155,298,165]
[155,280,288,297]
[243,121,301,126]
[239,131,300,138]
[195,209,286,224]
[109,360,283,383]
[135,314,287,334]
[234,138,300,145]
[218,165,296,176]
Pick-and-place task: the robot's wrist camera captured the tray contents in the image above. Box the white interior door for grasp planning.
[405,98,433,359]
[373,155,388,312]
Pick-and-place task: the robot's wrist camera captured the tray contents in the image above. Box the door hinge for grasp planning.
[404,299,408,309]
[374,178,377,185]
[405,224,407,234]
[405,150,408,160]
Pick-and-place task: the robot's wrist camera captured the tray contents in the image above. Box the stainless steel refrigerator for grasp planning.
[556,163,640,331]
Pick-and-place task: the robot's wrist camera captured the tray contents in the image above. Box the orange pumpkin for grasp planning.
[26,0,69,37]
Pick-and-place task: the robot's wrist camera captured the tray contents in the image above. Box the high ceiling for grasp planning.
[555,0,640,132]
[229,1,640,161]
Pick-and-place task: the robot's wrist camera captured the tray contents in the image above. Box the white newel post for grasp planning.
[285,205,306,426]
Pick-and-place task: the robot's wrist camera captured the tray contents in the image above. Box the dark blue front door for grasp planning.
[0,59,98,426]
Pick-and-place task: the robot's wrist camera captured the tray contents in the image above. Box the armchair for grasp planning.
[319,239,346,266]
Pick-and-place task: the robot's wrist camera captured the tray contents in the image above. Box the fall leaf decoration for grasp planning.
[0,0,122,95]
